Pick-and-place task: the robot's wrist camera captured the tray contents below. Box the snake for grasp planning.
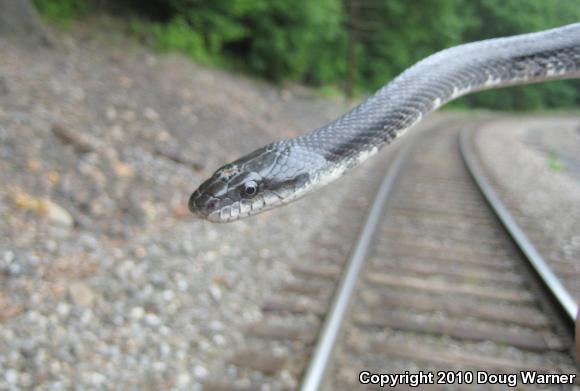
[189,23,580,223]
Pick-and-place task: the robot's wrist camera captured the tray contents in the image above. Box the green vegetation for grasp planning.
[132,18,210,63]
[547,151,565,172]
[34,0,580,110]
[32,0,89,26]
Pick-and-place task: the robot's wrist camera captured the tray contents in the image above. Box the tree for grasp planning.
[0,0,49,44]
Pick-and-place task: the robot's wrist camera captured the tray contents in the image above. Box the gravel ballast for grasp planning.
[0,23,363,390]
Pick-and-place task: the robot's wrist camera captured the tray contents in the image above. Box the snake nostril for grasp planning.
[206,199,218,211]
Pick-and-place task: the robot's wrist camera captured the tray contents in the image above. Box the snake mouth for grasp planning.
[188,190,220,219]
[189,189,245,223]
[190,186,275,222]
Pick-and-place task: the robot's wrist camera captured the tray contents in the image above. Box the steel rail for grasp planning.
[460,127,578,326]
[300,143,412,391]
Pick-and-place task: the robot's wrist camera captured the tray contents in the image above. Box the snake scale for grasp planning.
[189,23,580,223]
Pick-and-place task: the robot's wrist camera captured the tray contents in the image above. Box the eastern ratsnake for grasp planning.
[189,23,580,223]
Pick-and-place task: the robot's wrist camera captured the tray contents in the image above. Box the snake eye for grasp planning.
[242,181,258,197]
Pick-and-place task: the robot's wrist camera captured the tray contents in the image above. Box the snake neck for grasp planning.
[293,23,580,171]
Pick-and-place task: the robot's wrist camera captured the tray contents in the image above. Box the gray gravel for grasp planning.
[0,20,363,391]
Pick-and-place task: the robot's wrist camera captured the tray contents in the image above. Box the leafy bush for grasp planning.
[131,18,210,63]
[32,0,89,26]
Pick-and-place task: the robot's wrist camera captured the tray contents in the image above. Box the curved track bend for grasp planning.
[204,120,578,391]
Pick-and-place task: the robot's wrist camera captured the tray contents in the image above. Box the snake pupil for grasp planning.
[243,181,258,197]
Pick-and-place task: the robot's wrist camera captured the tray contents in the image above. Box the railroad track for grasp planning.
[204,121,578,390]
[466,121,580,322]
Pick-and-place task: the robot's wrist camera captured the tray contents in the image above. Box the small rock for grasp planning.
[172,205,190,219]
[106,107,117,121]
[181,239,193,255]
[193,365,208,380]
[141,201,158,221]
[68,282,96,307]
[110,124,124,139]
[3,251,15,263]
[208,284,222,301]
[0,297,21,323]
[177,372,191,387]
[153,361,166,371]
[144,107,160,121]
[209,321,224,332]
[162,290,175,301]
[212,275,228,287]
[51,123,97,154]
[114,161,135,178]
[5,369,18,384]
[130,307,145,320]
[80,309,93,324]
[46,171,60,185]
[26,159,40,171]
[134,247,147,258]
[144,313,161,327]
[160,342,171,356]
[9,190,74,228]
[43,200,74,228]
[213,334,226,346]
[177,279,188,292]
[57,302,70,317]
[19,373,32,388]
[88,372,106,386]
[9,188,39,210]
[156,130,170,142]
[5,262,21,277]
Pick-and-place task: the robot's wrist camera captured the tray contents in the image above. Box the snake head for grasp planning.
[189,142,317,223]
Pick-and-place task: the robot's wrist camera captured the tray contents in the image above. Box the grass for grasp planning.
[547,151,565,172]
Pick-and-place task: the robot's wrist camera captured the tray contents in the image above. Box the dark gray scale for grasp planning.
[302,24,580,162]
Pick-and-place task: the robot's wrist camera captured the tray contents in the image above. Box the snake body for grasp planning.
[190,23,580,223]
